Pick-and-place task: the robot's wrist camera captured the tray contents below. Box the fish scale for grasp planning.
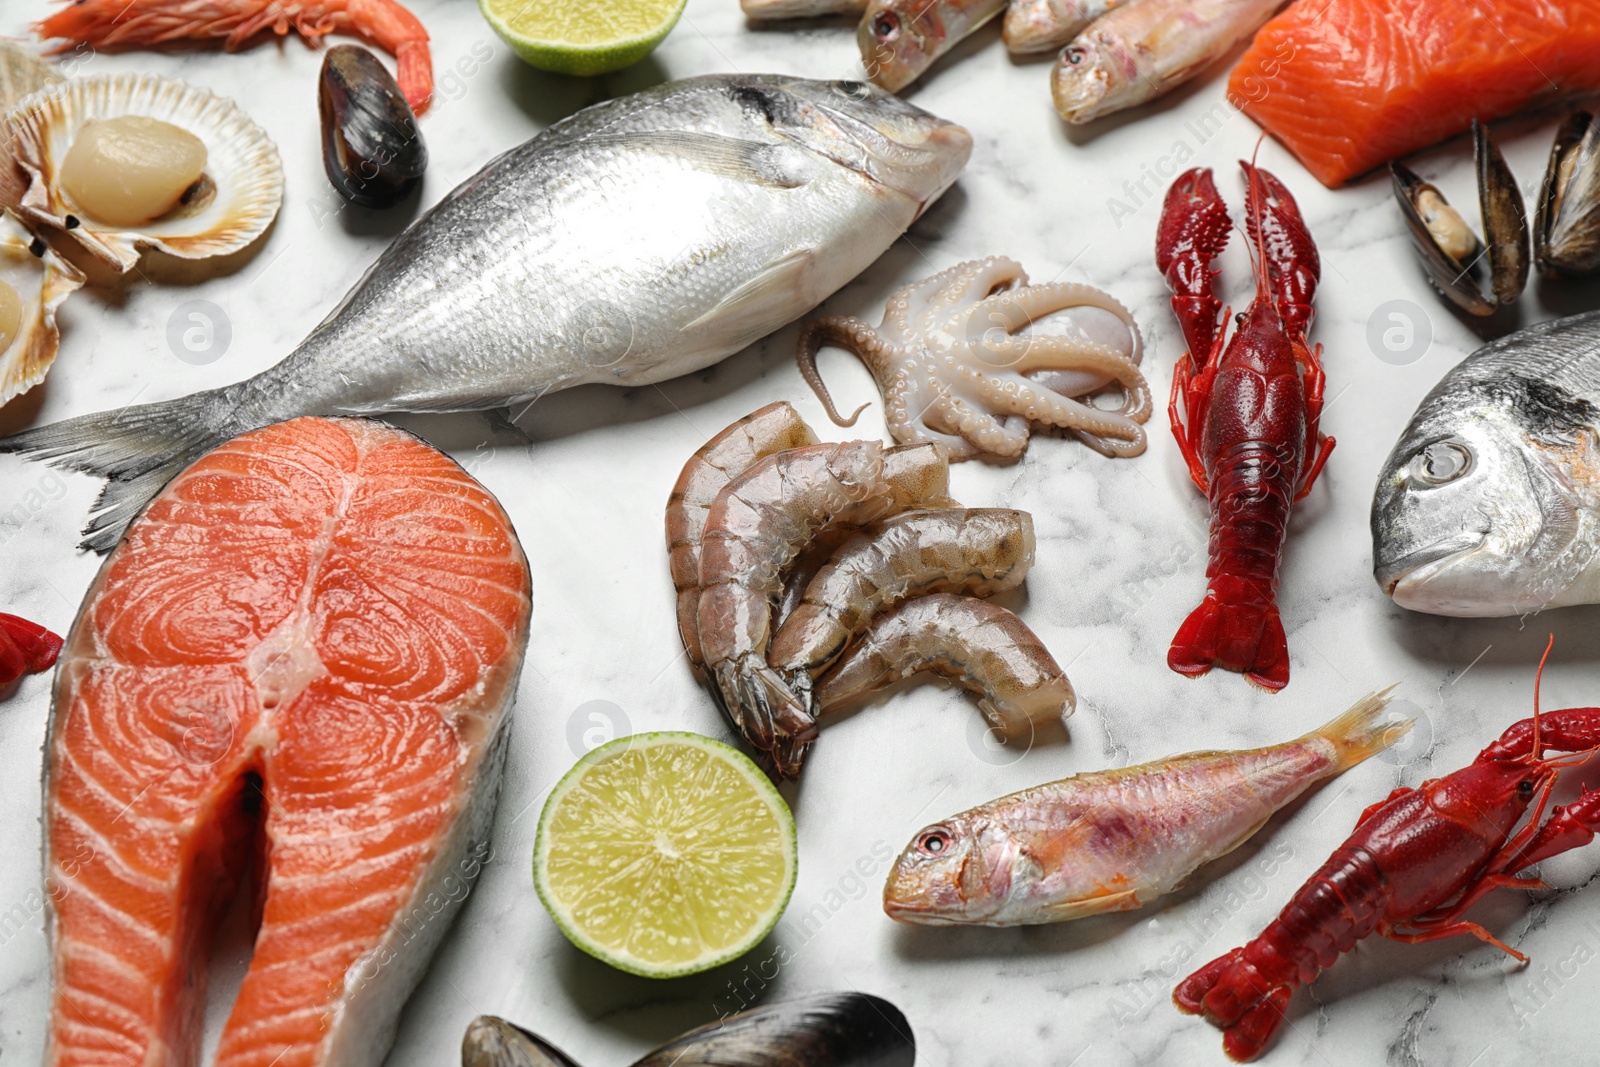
[43,417,531,1067]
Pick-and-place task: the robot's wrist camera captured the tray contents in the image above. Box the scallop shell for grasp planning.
[0,44,64,212]
[6,72,283,272]
[0,209,86,406]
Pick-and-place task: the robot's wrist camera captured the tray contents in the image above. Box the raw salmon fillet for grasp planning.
[43,417,532,1067]
[1230,0,1600,187]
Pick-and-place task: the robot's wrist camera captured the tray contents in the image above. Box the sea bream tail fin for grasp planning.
[0,387,246,553]
[1306,685,1412,773]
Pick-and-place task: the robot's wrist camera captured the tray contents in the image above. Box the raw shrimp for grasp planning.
[698,440,953,777]
[666,402,818,671]
[769,509,1035,695]
[36,0,435,113]
[814,593,1074,735]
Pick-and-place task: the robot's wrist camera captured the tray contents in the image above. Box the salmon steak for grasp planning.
[42,417,532,1067]
[1230,0,1600,187]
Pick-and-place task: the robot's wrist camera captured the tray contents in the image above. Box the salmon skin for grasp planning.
[1230,0,1600,187]
[42,417,532,1067]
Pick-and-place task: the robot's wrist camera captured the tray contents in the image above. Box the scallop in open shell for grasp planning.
[0,210,85,406]
[6,72,282,272]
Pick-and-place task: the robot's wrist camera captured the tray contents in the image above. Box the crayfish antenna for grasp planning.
[1534,633,1555,761]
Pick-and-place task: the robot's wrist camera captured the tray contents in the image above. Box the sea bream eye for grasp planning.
[873,12,900,41]
[917,828,952,855]
[1410,440,1473,485]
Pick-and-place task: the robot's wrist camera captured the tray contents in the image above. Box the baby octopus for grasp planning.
[798,256,1151,460]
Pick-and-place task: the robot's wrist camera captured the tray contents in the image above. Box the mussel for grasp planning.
[1390,119,1528,317]
[319,45,427,210]
[1535,110,1600,277]
[463,993,916,1067]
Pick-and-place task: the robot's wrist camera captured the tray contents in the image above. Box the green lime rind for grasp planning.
[479,0,688,78]
[532,731,798,979]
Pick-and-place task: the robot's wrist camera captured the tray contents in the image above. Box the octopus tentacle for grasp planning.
[797,316,885,428]
[1007,281,1144,362]
[928,390,1030,459]
[992,371,1146,446]
[982,334,1144,389]
[1075,423,1149,459]
[885,363,979,460]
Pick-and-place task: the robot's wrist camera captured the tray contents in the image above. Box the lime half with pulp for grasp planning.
[533,732,797,978]
[480,0,688,77]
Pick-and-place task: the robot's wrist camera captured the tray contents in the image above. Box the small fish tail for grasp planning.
[0,387,248,553]
[1306,685,1411,772]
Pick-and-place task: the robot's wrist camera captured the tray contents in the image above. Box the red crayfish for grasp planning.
[0,611,61,687]
[1177,641,1600,1061]
[1156,162,1334,691]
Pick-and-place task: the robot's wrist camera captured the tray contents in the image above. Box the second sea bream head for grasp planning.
[1372,311,1600,616]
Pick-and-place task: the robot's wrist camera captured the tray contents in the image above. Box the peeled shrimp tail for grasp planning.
[0,386,254,552]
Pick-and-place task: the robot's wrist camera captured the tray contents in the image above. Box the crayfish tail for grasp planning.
[1175,947,1297,1062]
[1221,987,1294,1063]
[1173,949,1238,1014]
[1167,592,1289,691]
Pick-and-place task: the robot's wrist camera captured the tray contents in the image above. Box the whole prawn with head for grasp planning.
[36,0,433,112]
[1158,162,1334,691]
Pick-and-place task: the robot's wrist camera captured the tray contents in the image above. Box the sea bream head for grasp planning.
[730,75,971,211]
[602,74,972,214]
[882,814,1022,924]
[1372,363,1600,616]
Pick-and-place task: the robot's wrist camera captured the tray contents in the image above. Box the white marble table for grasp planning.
[3,3,1599,1065]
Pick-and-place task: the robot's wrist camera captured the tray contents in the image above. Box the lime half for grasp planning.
[479,0,688,77]
[533,732,797,978]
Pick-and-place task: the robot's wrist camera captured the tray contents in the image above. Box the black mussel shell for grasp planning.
[462,994,916,1067]
[1390,120,1527,317]
[319,44,427,209]
[1391,160,1493,316]
[634,993,916,1067]
[463,1016,584,1067]
[1536,110,1600,277]
[1474,119,1530,306]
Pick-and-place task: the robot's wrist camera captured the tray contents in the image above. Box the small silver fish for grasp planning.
[1373,311,1600,616]
[1051,0,1280,124]
[884,691,1407,925]
[860,0,1008,93]
[1002,0,1130,56]
[1,74,970,551]
[741,0,867,19]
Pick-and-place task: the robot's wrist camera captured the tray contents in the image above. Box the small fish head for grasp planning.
[758,75,971,211]
[1050,40,1116,124]
[882,816,1011,924]
[858,0,943,93]
[1372,398,1587,616]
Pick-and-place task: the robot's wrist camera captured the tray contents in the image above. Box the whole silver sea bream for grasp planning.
[1372,310,1600,616]
[0,74,971,551]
